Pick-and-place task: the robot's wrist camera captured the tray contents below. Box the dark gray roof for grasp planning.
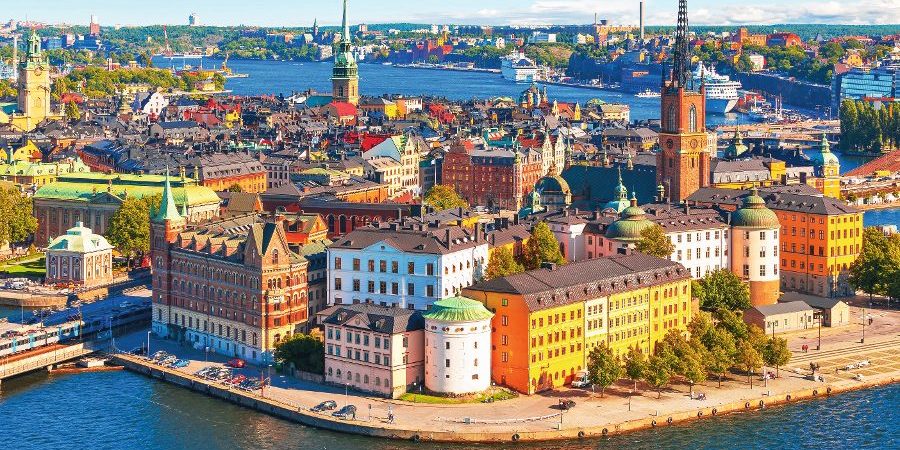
[317,303,425,334]
[331,222,482,255]
[793,297,845,310]
[156,120,200,130]
[687,187,859,215]
[752,301,814,316]
[466,253,688,312]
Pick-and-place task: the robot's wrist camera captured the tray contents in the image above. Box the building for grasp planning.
[656,1,710,203]
[833,65,899,109]
[0,31,62,132]
[442,139,544,210]
[151,175,310,364]
[767,33,802,48]
[463,253,692,394]
[729,188,782,306]
[361,133,423,198]
[743,301,815,334]
[327,221,488,311]
[319,303,424,398]
[45,222,113,288]
[188,152,267,193]
[801,296,850,327]
[422,296,493,395]
[0,157,91,189]
[332,0,359,105]
[33,172,221,246]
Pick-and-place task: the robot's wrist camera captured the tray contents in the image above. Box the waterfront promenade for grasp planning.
[112,300,900,443]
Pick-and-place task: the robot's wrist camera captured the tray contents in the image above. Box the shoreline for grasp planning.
[110,352,899,444]
[852,202,900,212]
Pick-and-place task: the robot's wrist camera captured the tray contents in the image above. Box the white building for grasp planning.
[529,32,557,43]
[361,133,425,198]
[327,221,489,310]
[729,188,781,306]
[45,222,114,287]
[132,91,169,116]
[422,296,493,394]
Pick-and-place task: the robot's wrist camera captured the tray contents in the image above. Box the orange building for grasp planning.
[463,254,691,395]
[191,153,267,193]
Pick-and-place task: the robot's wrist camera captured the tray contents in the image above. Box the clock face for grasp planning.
[666,139,674,149]
[34,66,42,75]
[690,139,699,149]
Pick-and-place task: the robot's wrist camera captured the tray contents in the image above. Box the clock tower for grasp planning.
[331,0,359,105]
[18,30,52,128]
[656,0,709,203]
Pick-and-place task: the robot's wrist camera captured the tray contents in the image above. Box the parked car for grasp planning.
[310,400,337,412]
[332,405,357,420]
[571,370,591,388]
[225,358,246,368]
[169,359,190,368]
[857,360,870,368]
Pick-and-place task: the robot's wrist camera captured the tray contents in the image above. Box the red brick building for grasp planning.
[442,139,543,210]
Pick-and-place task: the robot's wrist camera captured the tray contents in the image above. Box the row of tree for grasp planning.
[849,227,900,300]
[587,309,791,398]
[840,100,900,153]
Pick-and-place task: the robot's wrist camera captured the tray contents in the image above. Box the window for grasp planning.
[352,258,360,271]
[445,359,451,368]
[334,257,342,269]
[352,279,360,292]
[427,285,434,297]
[408,262,414,274]
[426,263,434,276]
[368,260,375,272]
[379,260,387,272]
[407,283,415,296]
[501,315,509,326]
[334,278,342,290]
[688,105,697,132]
[391,261,398,273]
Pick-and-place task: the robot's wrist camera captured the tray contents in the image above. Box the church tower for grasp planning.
[331,0,359,105]
[16,30,52,131]
[150,169,186,338]
[656,0,709,203]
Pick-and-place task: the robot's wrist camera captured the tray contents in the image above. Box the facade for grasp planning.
[189,152,267,193]
[422,296,493,395]
[442,139,544,210]
[730,189,782,306]
[0,31,61,132]
[151,175,309,364]
[0,157,91,189]
[33,172,220,246]
[361,134,423,198]
[327,221,488,311]
[802,297,850,327]
[463,253,691,395]
[45,222,113,287]
[332,0,359,105]
[833,65,899,109]
[319,303,424,398]
[743,301,815,334]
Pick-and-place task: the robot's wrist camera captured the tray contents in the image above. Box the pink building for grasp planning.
[318,303,425,398]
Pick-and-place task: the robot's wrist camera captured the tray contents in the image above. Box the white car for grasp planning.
[857,360,870,368]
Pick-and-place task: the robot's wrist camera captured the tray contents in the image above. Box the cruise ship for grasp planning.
[501,52,544,83]
[693,62,741,114]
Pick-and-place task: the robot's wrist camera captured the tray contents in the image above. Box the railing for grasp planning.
[0,345,95,379]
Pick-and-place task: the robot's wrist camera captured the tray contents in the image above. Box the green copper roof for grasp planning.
[422,296,494,323]
[47,222,113,253]
[154,169,183,222]
[34,172,220,206]
[731,188,780,229]
[606,201,654,241]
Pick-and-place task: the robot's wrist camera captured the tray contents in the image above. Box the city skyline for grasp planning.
[5,0,898,28]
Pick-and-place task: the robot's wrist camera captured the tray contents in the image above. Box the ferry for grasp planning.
[693,62,741,114]
[501,52,545,83]
[635,89,661,98]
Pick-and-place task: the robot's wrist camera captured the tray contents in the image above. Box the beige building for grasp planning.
[319,303,425,398]
[45,222,114,287]
[801,296,850,327]
[743,301,815,334]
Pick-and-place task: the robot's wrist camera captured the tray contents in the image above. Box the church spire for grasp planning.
[671,0,691,89]
[341,0,350,42]
[154,167,183,223]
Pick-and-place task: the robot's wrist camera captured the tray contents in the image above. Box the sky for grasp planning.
[6,0,899,27]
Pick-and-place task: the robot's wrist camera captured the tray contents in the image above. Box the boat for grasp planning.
[635,89,661,98]
[501,52,544,83]
[693,62,741,114]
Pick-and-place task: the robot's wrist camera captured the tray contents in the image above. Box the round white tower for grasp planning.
[730,188,781,306]
[422,296,494,395]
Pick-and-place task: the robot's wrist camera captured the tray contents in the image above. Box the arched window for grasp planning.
[689,105,697,133]
[666,105,677,132]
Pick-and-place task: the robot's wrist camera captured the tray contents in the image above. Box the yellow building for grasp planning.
[0,139,41,163]
[463,253,692,395]
[812,135,841,199]
[0,31,63,132]
[0,157,91,188]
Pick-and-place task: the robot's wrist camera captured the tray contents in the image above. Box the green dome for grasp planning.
[810,134,840,167]
[422,296,494,323]
[732,188,780,229]
[605,202,655,241]
[535,174,571,195]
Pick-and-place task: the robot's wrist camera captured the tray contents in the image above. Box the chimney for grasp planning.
[445,228,452,247]
[540,262,557,271]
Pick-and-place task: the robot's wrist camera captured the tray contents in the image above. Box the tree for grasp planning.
[849,228,891,300]
[737,339,763,389]
[658,330,707,397]
[273,333,325,374]
[0,188,38,248]
[763,337,791,378]
[586,342,621,397]
[485,246,524,280]
[644,354,671,398]
[623,346,647,391]
[635,224,674,258]
[64,101,81,121]
[716,308,750,342]
[226,183,244,192]
[521,221,566,270]
[423,184,467,211]
[106,194,161,260]
[705,328,736,387]
[693,269,751,311]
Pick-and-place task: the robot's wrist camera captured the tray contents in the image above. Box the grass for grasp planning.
[398,388,517,404]
[0,256,46,277]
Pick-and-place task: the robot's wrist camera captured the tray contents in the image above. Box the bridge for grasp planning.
[0,342,99,386]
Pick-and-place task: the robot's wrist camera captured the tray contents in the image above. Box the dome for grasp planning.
[605,198,655,241]
[731,188,780,229]
[603,167,630,213]
[535,173,571,196]
[47,222,113,253]
[726,130,749,158]
[809,134,840,167]
[422,296,494,323]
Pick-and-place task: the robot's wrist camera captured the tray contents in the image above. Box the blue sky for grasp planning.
[7,0,898,27]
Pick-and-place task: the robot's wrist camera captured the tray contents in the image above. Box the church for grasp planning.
[0,31,64,131]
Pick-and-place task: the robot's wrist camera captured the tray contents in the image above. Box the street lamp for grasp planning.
[147,330,151,357]
[861,304,866,344]
[814,311,822,351]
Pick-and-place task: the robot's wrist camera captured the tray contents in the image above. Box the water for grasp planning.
[0,370,895,450]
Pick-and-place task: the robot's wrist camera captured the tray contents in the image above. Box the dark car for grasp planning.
[310,400,337,412]
[225,358,246,368]
[332,404,357,420]
[558,399,576,410]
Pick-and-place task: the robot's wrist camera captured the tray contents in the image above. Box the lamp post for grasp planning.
[814,311,822,351]
[147,330,151,357]
[861,304,866,344]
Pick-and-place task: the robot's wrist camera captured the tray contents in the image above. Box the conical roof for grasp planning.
[153,168,184,223]
[422,296,494,323]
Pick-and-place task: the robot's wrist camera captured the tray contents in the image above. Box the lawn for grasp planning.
[0,256,46,277]
[398,388,517,404]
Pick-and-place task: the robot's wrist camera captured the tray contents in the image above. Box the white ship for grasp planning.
[694,62,741,114]
[501,52,543,83]
[635,89,661,98]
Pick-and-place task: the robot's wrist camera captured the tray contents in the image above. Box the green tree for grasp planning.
[705,327,736,387]
[0,188,38,247]
[521,221,566,270]
[273,333,325,374]
[485,246,524,280]
[586,342,621,397]
[423,184,467,211]
[226,183,244,192]
[693,269,751,311]
[106,194,161,260]
[644,354,671,398]
[623,346,647,391]
[737,339,763,388]
[763,337,791,377]
[64,101,81,121]
[849,227,891,300]
[635,224,675,258]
